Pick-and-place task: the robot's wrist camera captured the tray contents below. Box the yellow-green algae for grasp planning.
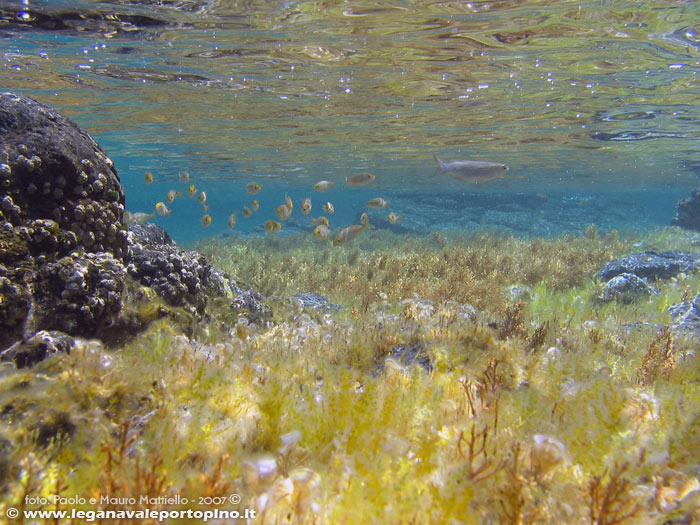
[1,226,700,523]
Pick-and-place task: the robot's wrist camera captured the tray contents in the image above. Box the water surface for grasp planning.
[2,0,700,242]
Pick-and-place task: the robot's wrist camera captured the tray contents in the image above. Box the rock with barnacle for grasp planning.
[126,222,270,322]
[0,93,129,351]
[0,94,269,353]
[0,92,126,257]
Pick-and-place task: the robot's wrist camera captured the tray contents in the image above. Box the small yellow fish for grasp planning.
[252,199,260,212]
[201,214,212,227]
[198,191,207,204]
[246,182,261,195]
[144,171,154,185]
[311,216,329,227]
[167,189,181,203]
[277,203,291,221]
[228,213,237,229]
[179,171,190,183]
[188,184,197,198]
[324,202,334,214]
[314,180,334,192]
[242,206,252,218]
[333,222,373,246]
[202,204,209,213]
[265,220,281,233]
[301,197,312,215]
[360,212,369,226]
[154,202,171,216]
[346,172,375,186]
[313,224,330,241]
[285,195,293,212]
[367,197,388,209]
[388,212,400,224]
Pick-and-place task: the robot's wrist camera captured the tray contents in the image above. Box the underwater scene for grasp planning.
[3,0,700,523]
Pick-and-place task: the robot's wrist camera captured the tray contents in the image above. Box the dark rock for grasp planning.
[672,188,700,231]
[228,286,271,325]
[0,330,75,368]
[291,292,342,312]
[128,222,174,248]
[126,223,270,322]
[669,294,700,331]
[126,244,215,317]
[0,433,14,493]
[0,92,126,257]
[32,410,76,447]
[0,270,31,350]
[375,343,433,374]
[34,252,127,335]
[596,273,658,304]
[596,250,700,281]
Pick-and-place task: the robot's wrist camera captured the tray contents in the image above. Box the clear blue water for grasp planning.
[2,0,700,243]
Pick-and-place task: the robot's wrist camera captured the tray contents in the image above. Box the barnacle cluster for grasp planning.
[1,226,700,523]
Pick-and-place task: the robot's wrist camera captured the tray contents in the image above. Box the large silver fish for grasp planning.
[434,154,508,182]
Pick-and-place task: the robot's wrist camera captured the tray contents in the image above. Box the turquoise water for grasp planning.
[2,0,700,243]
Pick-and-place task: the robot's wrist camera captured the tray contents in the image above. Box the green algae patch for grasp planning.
[2,227,700,523]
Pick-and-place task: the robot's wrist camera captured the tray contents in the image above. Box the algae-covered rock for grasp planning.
[126,223,270,322]
[597,250,700,281]
[0,270,31,350]
[669,294,700,332]
[0,330,75,368]
[596,273,658,304]
[292,292,343,313]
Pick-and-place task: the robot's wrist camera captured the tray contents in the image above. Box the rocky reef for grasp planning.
[0,93,268,363]
[672,187,700,232]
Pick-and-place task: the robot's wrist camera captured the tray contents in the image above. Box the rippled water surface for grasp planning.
[3,0,700,241]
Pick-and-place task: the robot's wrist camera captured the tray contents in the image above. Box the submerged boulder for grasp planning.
[672,188,700,232]
[0,92,126,257]
[0,92,128,350]
[126,222,270,323]
[291,292,343,313]
[669,294,700,332]
[596,273,658,304]
[596,250,700,282]
[0,330,75,369]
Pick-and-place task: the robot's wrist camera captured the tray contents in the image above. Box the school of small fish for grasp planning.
[135,155,508,242]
